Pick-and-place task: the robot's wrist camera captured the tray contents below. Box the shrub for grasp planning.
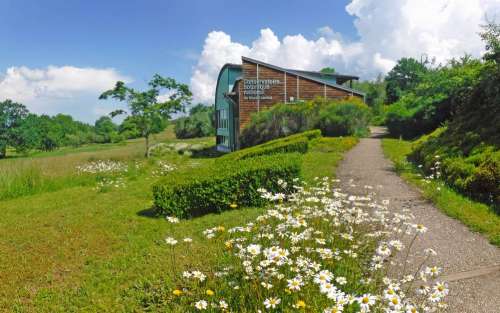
[152,153,302,218]
[226,130,321,161]
[174,105,215,139]
[240,98,370,147]
[385,58,485,139]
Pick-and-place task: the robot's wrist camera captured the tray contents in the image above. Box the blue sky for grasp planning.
[0,0,496,123]
[0,0,355,86]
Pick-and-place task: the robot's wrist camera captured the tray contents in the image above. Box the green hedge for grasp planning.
[152,153,302,218]
[239,98,370,147]
[225,130,321,161]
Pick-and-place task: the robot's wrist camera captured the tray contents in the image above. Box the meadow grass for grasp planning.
[0,127,214,201]
[0,132,359,312]
[382,138,500,246]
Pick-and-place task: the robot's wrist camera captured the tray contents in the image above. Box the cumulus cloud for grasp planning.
[0,65,131,121]
[190,0,500,103]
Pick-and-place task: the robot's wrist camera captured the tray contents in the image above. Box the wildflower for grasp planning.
[414,224,428,234]
[247,244,262,256]
[230,203,238,209]
[219,300,228,309]
[357,294,376,312]
[433,281,449,296]
[287,276,304,291]
[172,289,182,296]
[194,300,208,310]
[166,216,179,223]
[425,266,441,277]
[206,289,214,296]
[295,300,306,309]
[183,237,193,243]
[263,297,281,309]
[165,237,178,245]
[335,276,347,285]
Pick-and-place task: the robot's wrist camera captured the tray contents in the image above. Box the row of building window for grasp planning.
[217,109,229,129]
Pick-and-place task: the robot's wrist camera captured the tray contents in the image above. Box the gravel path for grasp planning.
[336,127,500,313]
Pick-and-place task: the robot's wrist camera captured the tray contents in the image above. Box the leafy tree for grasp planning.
[480,21,500,64]
[385,57,428,103]
[10,113,43,154]
[94,116,118,143]
[0,99,28,158]
[99,75,192,157]
[174,104,215,139]
[320,67,336,74]
[118,116,142,139]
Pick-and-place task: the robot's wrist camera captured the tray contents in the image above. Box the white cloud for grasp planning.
[0,65,131,121]
[190,0,500,103]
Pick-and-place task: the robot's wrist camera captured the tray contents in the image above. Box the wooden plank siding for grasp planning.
[238,59,360,130]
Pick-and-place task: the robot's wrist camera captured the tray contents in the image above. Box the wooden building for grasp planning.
[215,57,364,152]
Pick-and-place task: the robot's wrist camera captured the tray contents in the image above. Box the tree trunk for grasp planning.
[0,142,6,159]
[145,134,150,158]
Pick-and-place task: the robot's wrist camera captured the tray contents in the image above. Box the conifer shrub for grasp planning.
[152,153,302,218]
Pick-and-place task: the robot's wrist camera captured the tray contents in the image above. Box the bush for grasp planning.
[410,127,500,209]
[240,98,370,147]
[152,153,302,218]
[174,105,215,139]
[226,130,321,160]
[385,58,484,139]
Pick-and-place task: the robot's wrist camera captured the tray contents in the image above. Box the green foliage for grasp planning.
[385,57,428,103]
[174,104,215,139]
[152,153,302,218]
[240,98,370,147]
[383,138,500,246]
[480,21,500,64]
[99,74,192,157]
[0,99,28,158]
[320,67,336,74]
[385,57,485,138]
[225,130,321,161]
[353,75,387,125]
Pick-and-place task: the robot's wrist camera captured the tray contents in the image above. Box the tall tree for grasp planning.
[385,57,428,103]
[0,99,28,158]
[99,75,192,157]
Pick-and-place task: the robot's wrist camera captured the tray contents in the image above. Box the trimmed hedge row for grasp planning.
[224,130,321,161]
[152,153,302,218]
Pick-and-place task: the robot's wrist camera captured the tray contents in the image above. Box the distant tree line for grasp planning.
[0,99,144,158]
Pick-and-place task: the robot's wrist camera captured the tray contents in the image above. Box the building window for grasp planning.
[218,109,229,129]
[217,135,230,147]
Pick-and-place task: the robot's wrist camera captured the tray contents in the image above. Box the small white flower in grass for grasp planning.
[287,276,304,291]
[194,300,208,310]
[192,270,206,282]
[166,216,179,223]
[219,300,228,309]
[247,244,261,256]
[263,297,280,309]
[165,237,178,245]
[335,276,347,285]
[357,294,376,312]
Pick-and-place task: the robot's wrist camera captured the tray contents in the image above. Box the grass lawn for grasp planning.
[0,133,357,312]
[382,138,500,246]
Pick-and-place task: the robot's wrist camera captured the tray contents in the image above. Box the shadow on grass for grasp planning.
[137,206,160,218]
[190,146,224,159]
